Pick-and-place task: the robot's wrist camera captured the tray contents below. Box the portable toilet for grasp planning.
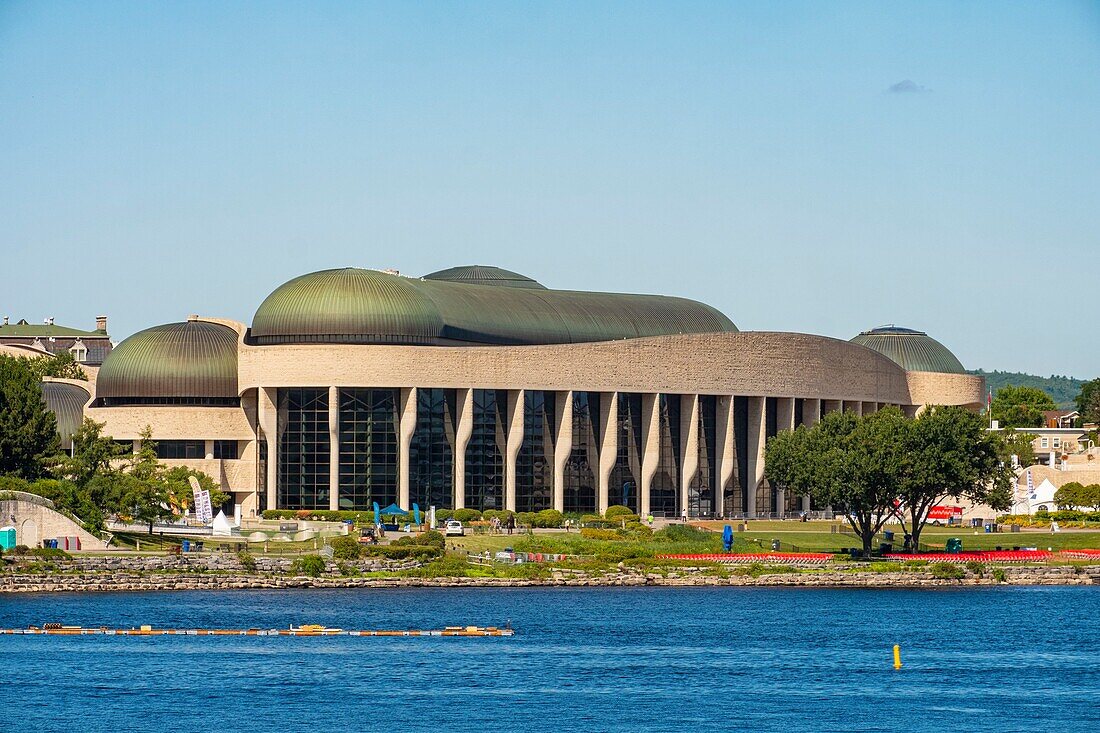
[0,526,15,551]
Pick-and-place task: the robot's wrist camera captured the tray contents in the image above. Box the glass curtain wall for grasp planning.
[516,391,554,513]
[650,394,681,517]
[338,389,399,510]
[688,395,718,518]
[409,388,456,510]
[277,388,329,510]
[564,392,599,514]
[608,393,642,513]
[732,396,749,516]
[465,389,507,510]
[756,397,779,516]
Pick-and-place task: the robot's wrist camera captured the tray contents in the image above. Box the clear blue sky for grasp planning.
[2,1,1097,377]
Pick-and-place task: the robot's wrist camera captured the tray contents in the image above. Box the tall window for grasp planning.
[565,392,599,514]
[757,397,779,516]
[732,396,749,515]
[213,440,238,459]
[278,388,329,510]
[651,394,681,517]
[155,440,205,459]
[339,388,399,510]
[410,388,456,510]
[516,391,554,513]
[465,389,506,511]
[608,393,642,513]
[688,395,718,518]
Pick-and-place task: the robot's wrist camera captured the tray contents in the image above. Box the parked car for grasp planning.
[444,520,464,537]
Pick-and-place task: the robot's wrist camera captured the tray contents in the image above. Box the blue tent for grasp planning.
[377,503,409,517]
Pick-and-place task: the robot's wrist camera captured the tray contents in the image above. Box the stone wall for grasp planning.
[0,499,107,550]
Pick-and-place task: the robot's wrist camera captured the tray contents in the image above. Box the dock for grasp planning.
[0,624,514,637]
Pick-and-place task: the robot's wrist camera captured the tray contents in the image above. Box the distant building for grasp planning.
[0,315,113,367]
[1041,409,1080,429]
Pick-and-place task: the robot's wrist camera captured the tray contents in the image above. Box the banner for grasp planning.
[927,505,963,520]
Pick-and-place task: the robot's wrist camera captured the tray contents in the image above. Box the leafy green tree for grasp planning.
[114,471,174,533]
[162,466,228,514]
[1053,482,1100,510]
[0,355,60,478]
[1075,379,1100,426]
[896,406,1014,548]
[766,409,904,554]
[49,418,130,487]
[24,353,87,381]
[989,386,1057,428]
[991,429,1037,469]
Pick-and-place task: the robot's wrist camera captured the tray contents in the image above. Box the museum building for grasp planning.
[72,266,984,520]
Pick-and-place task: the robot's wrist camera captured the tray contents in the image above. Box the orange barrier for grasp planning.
[658,553,833,566]
[883,550,1053,563]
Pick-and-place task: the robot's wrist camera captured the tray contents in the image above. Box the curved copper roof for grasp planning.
[96,321,239,400]
[422,265,547,289]
[40,381,90,447]
[850,325,966,374]
[250,267,736,346]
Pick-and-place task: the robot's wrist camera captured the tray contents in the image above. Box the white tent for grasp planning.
[212,510,234,536]
[1024,478,1058,514]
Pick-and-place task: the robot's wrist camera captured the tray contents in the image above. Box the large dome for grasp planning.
[95,320,239,404]
[850,325,966,374]
[423,265,547,289]
[250,268,445,346]
[250,267,736,346]
[41,380,91,447]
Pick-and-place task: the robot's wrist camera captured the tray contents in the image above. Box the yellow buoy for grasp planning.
[893,644,902,670]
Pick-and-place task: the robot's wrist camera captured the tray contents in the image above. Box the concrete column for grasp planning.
[680,394,699,518]
[597,392,617,514]
[640,393,660,517]
[328,386,340,511]
[258,387,278,511]
[553,391,572,513]
[204,440,214,460]
[715,395,735,518]
[745,396,767,518]
[801,398,821,428]
[505,389,524,512]
[774,397,795,517]
[453,389,475,510]
[398,387,417,509]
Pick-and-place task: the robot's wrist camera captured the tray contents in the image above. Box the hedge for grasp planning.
[263,509,377,523]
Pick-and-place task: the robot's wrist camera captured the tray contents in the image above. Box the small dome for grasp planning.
[851,325,966,374]
[41,381,90,447]
[422,265,547,289]
[250,268,444,345]
[96,321,239,402]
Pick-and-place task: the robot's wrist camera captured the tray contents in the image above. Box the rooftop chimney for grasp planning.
[95,315,108,332]
[2,316,8,326]
[46,317,54,326]
[187,314,199,322]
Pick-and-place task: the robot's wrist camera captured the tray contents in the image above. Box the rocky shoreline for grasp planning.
[2,556,1097,593]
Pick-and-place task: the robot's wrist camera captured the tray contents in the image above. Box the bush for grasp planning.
[237,551,257,572]
[580,528,620,541]
[515,512,537,527]
[991,568,1007,583]
[452,509,482,522]
[262,509,376,523]
[605,505,636,520]
[330,535,362,561]
[361,545,443,560]
[482,509,514,523]
[931,562,965,580]
[965,560,986,577]
[30,547,71,561]
[11,545,30,555]
[290,554,326,577]
[534,509,564,528]
[654,524,712,543]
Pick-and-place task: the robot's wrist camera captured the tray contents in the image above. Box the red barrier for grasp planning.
[1060,549,1100,560]
[883,550,1053,563]
[658,553,833,565]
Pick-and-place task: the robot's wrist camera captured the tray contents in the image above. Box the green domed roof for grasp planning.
[41,381,90,447]
[250,268,445,345]
[96,321,239,402]
[850,325,966,374]
[423,265,547,289]
[250,267,735,346]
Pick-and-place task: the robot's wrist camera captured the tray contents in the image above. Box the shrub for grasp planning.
[237,551,257,572]
[991,568,1007,583]
[290,554,326,577]
[654,524,712,543]
[515,512,537,527]
[931,562,965,580]
[30,547,71,561]
[604,505,636,521]
[534,509,564,528]
[361,545,442,560]
[452,509,482,523]
[736,562,798,578]
[482,509,514,523]
[337,562,360,577]
[965,560,986,577]
[580,528,620,541]
[262,509,375,523]
[330,535,362,561]
[434,509,454,522]
[12,545,30,555]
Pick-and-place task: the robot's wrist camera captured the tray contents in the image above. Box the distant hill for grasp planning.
[968,370,1087,409]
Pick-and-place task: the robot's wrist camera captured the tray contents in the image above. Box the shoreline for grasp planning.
[3,565,1097,593]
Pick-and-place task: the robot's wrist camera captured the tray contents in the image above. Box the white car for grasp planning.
[444,520,464,537]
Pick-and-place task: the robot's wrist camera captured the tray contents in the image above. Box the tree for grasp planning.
[50,418,130,487]
[766,409,904,554]
[895,406,1014,549]
[989,386,1057,429]
[113,472,174,533]
[1054,482,1100,511]
[1075,379,1100,426]
[0,355,60,478]
[991,429,1037,469]
[162,466,228,515]
[24,353,88,381]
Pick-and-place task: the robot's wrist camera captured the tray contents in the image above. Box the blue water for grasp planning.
[1,587,1097,732]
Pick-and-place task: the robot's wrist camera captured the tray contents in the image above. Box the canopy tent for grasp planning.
[377,503,409,517]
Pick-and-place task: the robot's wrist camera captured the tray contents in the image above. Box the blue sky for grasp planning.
[2,1,1097,377]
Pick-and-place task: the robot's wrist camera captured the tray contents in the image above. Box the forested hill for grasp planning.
[968,370,1087,408]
